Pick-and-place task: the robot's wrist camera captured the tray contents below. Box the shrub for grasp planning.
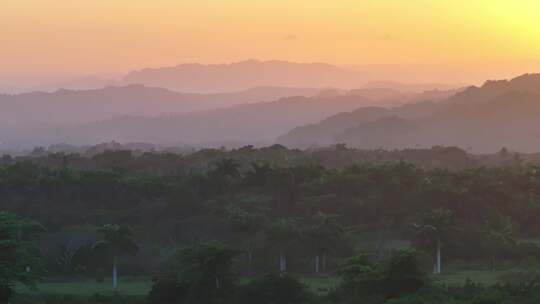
[334,250,428,302]
[238,273,313,304]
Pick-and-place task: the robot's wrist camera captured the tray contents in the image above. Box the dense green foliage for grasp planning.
[4,146,540,303]
[148,241,239,304]
[94,224,138,288]
[0,212,44,301]
[239,272,313,304]
[332,250,428,303]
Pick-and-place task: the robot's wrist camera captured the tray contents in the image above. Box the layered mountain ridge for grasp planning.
[278,74,540,152]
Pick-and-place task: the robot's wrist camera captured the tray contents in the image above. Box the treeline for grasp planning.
[2,156,540,270]
[2,144,533,174]
[3,149,540,303]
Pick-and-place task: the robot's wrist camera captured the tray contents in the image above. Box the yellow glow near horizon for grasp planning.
[1,0,540,82]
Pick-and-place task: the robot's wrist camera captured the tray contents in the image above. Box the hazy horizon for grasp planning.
[0,60,536,94]
[3,1,540,153]
[5,3,540,304]
[3,1,540,89]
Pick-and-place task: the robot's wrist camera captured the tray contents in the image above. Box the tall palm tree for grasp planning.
[413,208,453,275]
[304,212,345,273]
[482,213,516,271]
[213,158,242,196]
[94,224,138,288]
[265,219,299,272]
[223,203,268,267]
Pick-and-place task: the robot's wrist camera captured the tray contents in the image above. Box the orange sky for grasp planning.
[2,0,540,83]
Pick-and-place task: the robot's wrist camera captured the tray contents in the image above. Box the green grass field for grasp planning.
[435,270,505,286]
[14,270,506,298]
[301,276,340,295]
[15,278,152,296]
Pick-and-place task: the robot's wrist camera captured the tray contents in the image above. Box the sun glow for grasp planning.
[1,0,539,82]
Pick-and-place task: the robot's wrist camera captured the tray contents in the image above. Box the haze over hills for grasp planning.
[362,81,464,92]
[5,73,540,152]
[6,60,540,153]
[0,85,321,125]
[26,76,119,93]
[337,91,540,152]
[0,59,467,150]
[278,74,540,152]
[0,89,430,149]
[123,60,465,93]
[1,61,463,95]
[7,2,540,303]
[276,89,461,148]
[123,60,371,93]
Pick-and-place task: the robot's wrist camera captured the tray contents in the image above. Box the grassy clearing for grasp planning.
[301,276,340,295]
[435,270,506,286]
[15,278,152,296]
[14,269,507,299]
[299,270,506,295]
[18,275,341,297]
[299,270,507,293]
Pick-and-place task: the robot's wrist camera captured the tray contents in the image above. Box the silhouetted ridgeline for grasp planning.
[0,89,433,149]
[0,85,321,124]
[123,60,366,92]
[279,74,540,152]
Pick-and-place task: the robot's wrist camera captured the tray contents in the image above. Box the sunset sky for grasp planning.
[2,0,540,83]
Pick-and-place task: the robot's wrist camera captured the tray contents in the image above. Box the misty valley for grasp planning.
[4,2,540,302]
[5,65,540,304]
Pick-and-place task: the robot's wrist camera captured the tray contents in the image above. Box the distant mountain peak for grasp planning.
[123,60,366,93]
[445,73,540,105]
[481,73,540,89]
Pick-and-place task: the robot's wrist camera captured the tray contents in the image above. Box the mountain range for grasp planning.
[0,85,320,125]
[124,60,370,93]
[2,61,461,95]
[0,86,434,147]
[4,60,539,153]
[278,74,540,152]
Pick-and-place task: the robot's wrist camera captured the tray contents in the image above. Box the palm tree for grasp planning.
[265,219,299,272]
[94,224,138,289]
[223,203,268,268]
[375,216,394,259]
[481,213,516,271]
[213,158,242,196]
[267,167,299,215]
[413,208,453,275]
[174,241,239,291]
[304,212,345,273]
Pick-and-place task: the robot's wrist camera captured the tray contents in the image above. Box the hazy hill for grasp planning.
[279,74,540,152]
[0,85,320,125]
[362,81,463,92]
[439,73,540,106]
[25,76,118,93]
[7,74,540,152]
[277,89,459,148]
[123,60,367,92]
[338,91,540,152]
[54,95,382,144]
[277,107,393,147]
[1,93,407,149]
